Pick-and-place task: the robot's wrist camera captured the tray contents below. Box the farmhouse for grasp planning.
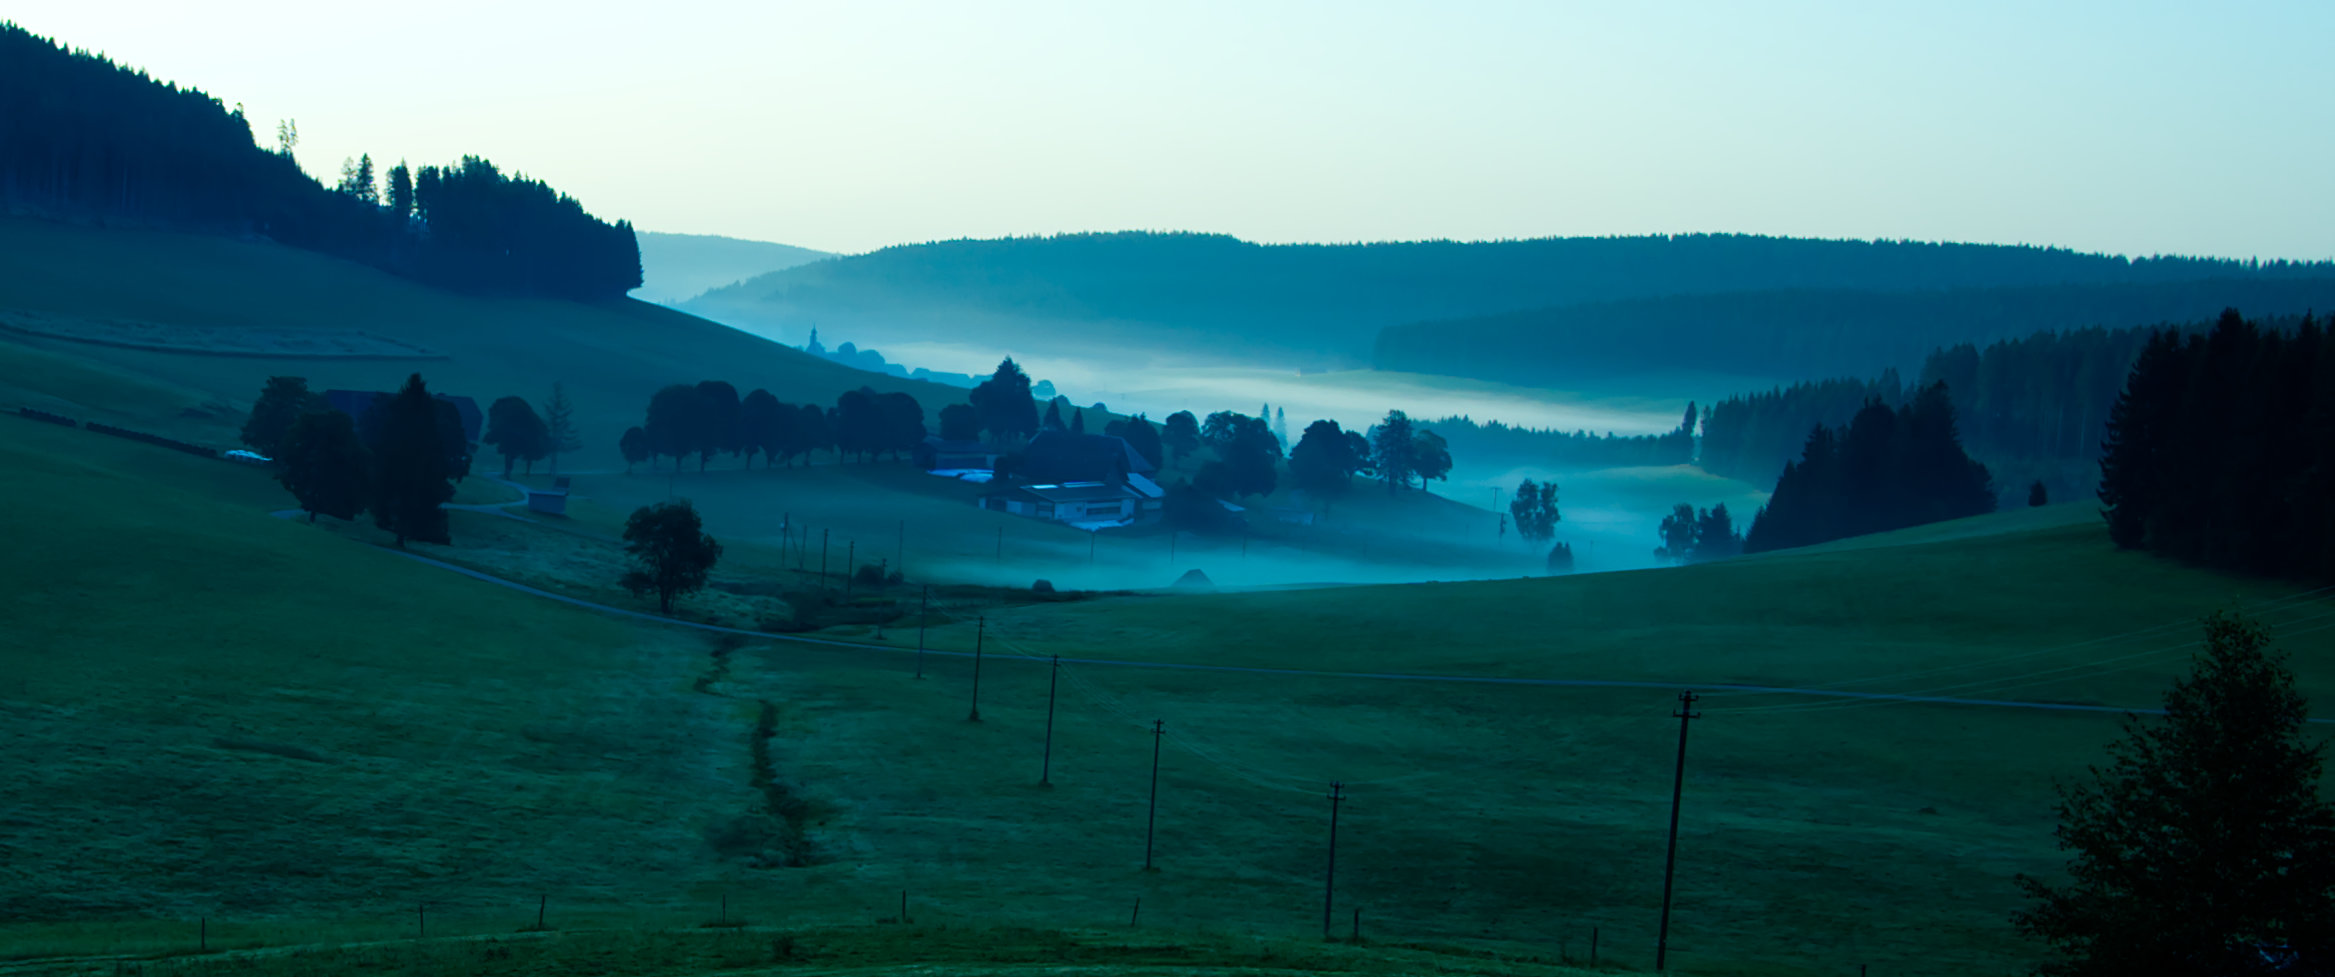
[981,476,1165,527]
[979,430,1165,526]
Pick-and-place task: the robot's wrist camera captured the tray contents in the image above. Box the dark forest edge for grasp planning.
[0,24,640,300]
[2099,309,2335,580]
[1376,277,2335,386]
[1701,311,2324,506]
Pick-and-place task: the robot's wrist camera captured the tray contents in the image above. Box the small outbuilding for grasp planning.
[525,476,571,515]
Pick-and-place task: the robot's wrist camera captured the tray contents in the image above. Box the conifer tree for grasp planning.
[2017,613,2335,974]
[371,374,454,546]
[543,382,582,474]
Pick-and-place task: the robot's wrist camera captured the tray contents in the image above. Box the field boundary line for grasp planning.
[377,548,2319,723]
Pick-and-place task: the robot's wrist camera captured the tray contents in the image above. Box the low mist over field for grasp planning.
[6,4,2335,976]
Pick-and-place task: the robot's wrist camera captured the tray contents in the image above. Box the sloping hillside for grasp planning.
[682,230,2335,368]
[0,217,964,468]
[635,231,833,304]
[13,409,2333,976]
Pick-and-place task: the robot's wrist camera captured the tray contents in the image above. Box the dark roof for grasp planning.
[323,389,484,443]
[1020,431,1155,484]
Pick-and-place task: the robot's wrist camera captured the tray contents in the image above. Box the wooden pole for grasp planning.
[915,586,929,678]
[1144,719,1164,869]
[1040,656,1060,784]
[1323,781,1345,939]
[967,616,985,721]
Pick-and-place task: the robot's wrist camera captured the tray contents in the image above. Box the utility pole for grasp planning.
[915,586,929,679]
[967,615,985,722]
[1143,719,1165,869]
[1656,691,1702,972]
[845,541,856,598]
[1040,655,1060,785]
[1323,781,1346,939]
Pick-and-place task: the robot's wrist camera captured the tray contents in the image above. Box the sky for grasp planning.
[13,1,2335,259]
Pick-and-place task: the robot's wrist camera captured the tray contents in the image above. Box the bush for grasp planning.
[853,563,888,587]
[1032,579,1056,593]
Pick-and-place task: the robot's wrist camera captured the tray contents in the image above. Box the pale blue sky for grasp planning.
[13,1,2333,258]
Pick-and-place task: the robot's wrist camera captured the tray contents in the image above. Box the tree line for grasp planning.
[2099,309,2335,579]
[1698,311,2323,504]
[1699,373,1907,485]
[245,374,469,546]
[0,24,640,300]
[1422,408,1696,470]
[619,381,926,472]
[690,226,2335,368]
[1376,277,2335,389]
[1742,382,1996,553]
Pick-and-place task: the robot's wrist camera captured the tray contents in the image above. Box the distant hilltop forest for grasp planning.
[686,229,2335,373]
[1377,276,2335,385]
[0,23,641,300]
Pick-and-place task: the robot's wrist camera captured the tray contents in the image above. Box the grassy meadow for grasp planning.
[8,409,2335,977]
[10,218,2335,976]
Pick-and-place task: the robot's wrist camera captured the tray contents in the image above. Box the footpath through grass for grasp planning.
[10,415,2335,977]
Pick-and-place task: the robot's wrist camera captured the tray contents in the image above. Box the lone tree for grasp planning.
[2015,612,2335,975]
[2030,480,2050,507]
[371,373,455,546]
[1509,478,1560,544]
[1655,503,1700,562]
[543,381,583,474]
[241,376,323,460]
[276,409,368,522]
[621,500,723,614]
[483,395,550,477]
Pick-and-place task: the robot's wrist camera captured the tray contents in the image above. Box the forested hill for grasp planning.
[635,232,833,305]
[684,229,2332,364]
[0,23,639,300]
[1372,276,2335,386]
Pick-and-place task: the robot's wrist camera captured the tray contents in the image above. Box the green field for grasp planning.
[8,408,2335,976]
[9,217,2335,976]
